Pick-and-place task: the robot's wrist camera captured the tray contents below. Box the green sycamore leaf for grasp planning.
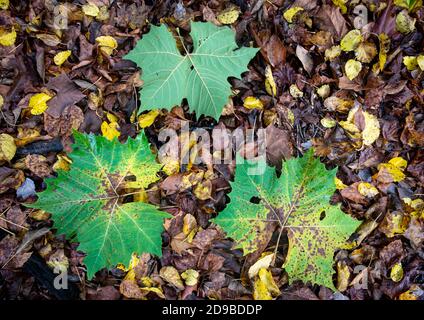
[26,132,171,279]
[125,21,259,120]
[213,150,361,290]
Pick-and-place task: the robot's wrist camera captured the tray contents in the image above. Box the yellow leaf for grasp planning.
[390,262,404,282]
[159,266,184,290]
[324,96,354,112]
[317,84,330,99]
[378,162,406,182]
[417,55,424,71]
[332,0,347,14]
[0,133,16,162]
[0,27,16,46]
[396,10,416,34]
[140,286,165,299]
[194,180,212,200]
[0,0,9,10]
[97,6,110,21]
[325,45,341,61]
[53,154,72,172]
[217,6,240,25]
[106,112,118,123]
[341,29,363,52]
[243,96,263,109]
[336,261,350,292]
[53,50,72,66]
[29,93,52,115]
[264,65,277,96]
[253,268,280,300]
[362,111,380,146]
[181,269,199,286]
[357,182,379,198]
[286,109,295,125]
[15,127,40,147]
[335,177,347,190]
[138,109,160,128]
[345,59,362,81]
[403,56,418,71]
[248,253,274,279]
[96,36,118,56]
[289,84,303,98]
[320,117,337,128]
[388,157,408,171]
[399,285,424,300]
[283,7,304,23]
[161,156,180,176]
[82,3,100,17]
[0,94,4,108]
[355,42,377,63]
[101,121,120,141]
[378,33,390,71]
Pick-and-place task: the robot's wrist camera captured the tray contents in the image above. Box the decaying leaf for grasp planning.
[345,59,362,81]
[340,29,362,52]
[0,133,16,162]
[27,132,171,278]
[396,10,416,34]
[253,268,280,300]
[214,150,360,289]
[217,6,240,25]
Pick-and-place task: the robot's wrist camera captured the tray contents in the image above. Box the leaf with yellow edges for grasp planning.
[26,131,170,278]
[213,150,360,290]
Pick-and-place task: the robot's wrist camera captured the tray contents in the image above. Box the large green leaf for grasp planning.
[213,150,361,290]
[125,21,259,120]
[27,132,171,279]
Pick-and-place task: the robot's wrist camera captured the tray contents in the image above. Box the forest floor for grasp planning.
[0,0,423,300]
